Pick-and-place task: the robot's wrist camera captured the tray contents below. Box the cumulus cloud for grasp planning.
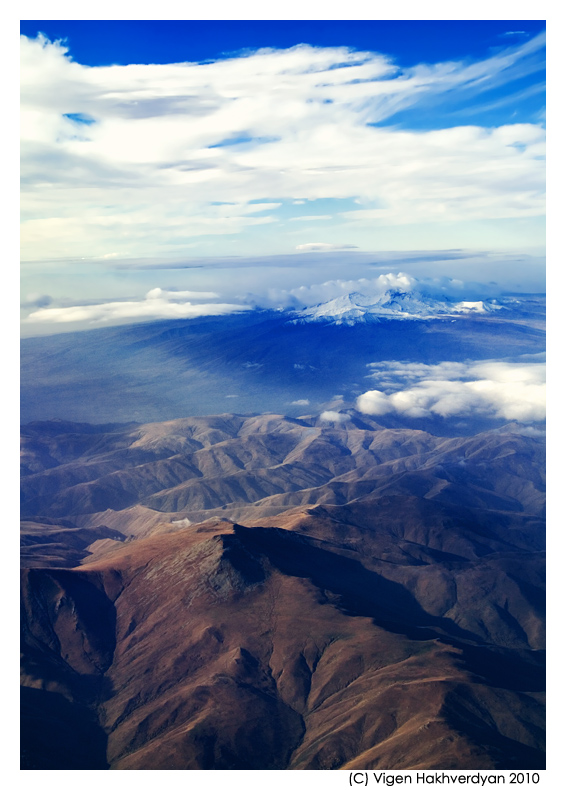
[320,411,352,423]
[25,289,249,326]
[356,359,546,423]
[252,269,539,315]
[20,34,545,260]
[276,273,413,308]
[290,399,310,406]
[256,271,461,310]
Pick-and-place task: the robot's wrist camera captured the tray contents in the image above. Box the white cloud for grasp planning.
[258,272,427,309]
[254,270,538,314]
[295,243,359,251]
[320,411,352,423]
[20,34,545,260]
[290,399,310,406]
[356,359,546,423]
[146,287,219,300]
[502,425,546,437]
[25,288,249,326]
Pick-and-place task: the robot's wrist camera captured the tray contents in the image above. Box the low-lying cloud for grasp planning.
[25,289,250,326]
[356,358,545,423]
[320,411,352,423]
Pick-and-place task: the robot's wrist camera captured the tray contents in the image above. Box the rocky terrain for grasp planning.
[21,413,545,769]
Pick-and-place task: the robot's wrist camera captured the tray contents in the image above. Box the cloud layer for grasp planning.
[21,33,545,260]
[356,358,545,423]
[25,289,249,326]
[295,243,358,252]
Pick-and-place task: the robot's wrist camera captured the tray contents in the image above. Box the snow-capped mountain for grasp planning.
[290,290,502,325]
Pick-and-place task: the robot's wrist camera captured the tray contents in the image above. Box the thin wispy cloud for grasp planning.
[290,216,333,222]
[295,243,359,252]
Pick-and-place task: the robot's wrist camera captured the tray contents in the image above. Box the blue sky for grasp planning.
[19,19,546,71]
[20,18,546,333]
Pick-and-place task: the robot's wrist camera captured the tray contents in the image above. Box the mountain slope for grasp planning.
[20,413,545,769]
[291,289,503,325]
[21,511,545,770]
[21,415,545,515]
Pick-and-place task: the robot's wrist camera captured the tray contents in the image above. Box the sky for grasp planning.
[20,18,546,334]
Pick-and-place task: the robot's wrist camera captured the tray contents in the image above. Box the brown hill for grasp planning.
[21,516,544,769]
[20,414,545,769]
[21,415,545,567]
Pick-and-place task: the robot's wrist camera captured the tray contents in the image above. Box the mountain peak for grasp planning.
[290,289,502,325]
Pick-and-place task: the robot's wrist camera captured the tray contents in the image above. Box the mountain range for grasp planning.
[290,289,505,325]
[21,413,545,769]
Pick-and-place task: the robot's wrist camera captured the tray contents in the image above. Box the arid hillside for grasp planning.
[21,414,545,770]
[21,414,544,563]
